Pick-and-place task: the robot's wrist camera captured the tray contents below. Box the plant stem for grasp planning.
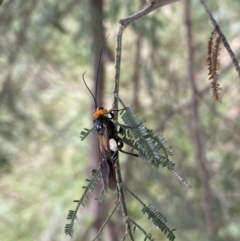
[112,1,183,240]
[119,0,182,27]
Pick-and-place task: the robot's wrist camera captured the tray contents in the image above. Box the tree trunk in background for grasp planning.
[89,0,105,234]
[183,0,217,238]
[132,35,142,110]
[88,1,119,240]
[124,34,143,184]
[0,0,38,112]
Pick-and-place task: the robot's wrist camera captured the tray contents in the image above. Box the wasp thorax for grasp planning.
[93,107,108,119]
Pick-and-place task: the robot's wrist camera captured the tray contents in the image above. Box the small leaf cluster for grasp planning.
[120,106,175,170]
[65,169,101,237]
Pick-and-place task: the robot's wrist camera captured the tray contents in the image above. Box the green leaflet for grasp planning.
[142,204,175,241]
[122,184,176,241]
[117,100,190,187]
[120,106,175,170]
[64,169,102,237]
[80,127,95,141]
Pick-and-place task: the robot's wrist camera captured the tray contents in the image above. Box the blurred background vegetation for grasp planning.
[0,0,240,240]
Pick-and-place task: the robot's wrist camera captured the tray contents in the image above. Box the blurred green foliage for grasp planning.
[0,0,240,241]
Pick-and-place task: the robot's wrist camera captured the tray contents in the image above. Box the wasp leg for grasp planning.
[113,120,144,130]
[108,112,115,119]
[111,149,118,165]
[114,137,138,158]
[118,148,138,157]
[118,126,124,135]
[108,107,127,119]
[108,109,144,130]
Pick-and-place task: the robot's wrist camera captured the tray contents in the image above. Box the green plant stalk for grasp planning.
[112,1,183,240]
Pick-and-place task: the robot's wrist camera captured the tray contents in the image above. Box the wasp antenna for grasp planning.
[82,71,98,108]
[95,33,111,104]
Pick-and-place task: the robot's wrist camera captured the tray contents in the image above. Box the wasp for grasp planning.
[82,74,124,192]
[82,37,138,192]
[81,36,121,192]
[92,106,118,192]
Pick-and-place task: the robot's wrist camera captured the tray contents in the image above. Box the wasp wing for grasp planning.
[97,122,117,192]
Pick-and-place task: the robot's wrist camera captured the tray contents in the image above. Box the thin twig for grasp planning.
[119,0,182,28]
[115,155,134,240]
[113,25,125,113]
[112,1,183,240]
[113,0,182,110]
[122,184,146,207]
[92,202,120,241]
[129,218,154,241]
[199,0,240,79]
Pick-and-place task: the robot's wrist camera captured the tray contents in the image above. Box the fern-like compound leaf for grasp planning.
[95,187,105,203]
[80,127,95,141]
[123,185,175,241]
[120,106,174,170]
[64,169,102,237]
[142,204,175,241]
[114,96,190,187]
